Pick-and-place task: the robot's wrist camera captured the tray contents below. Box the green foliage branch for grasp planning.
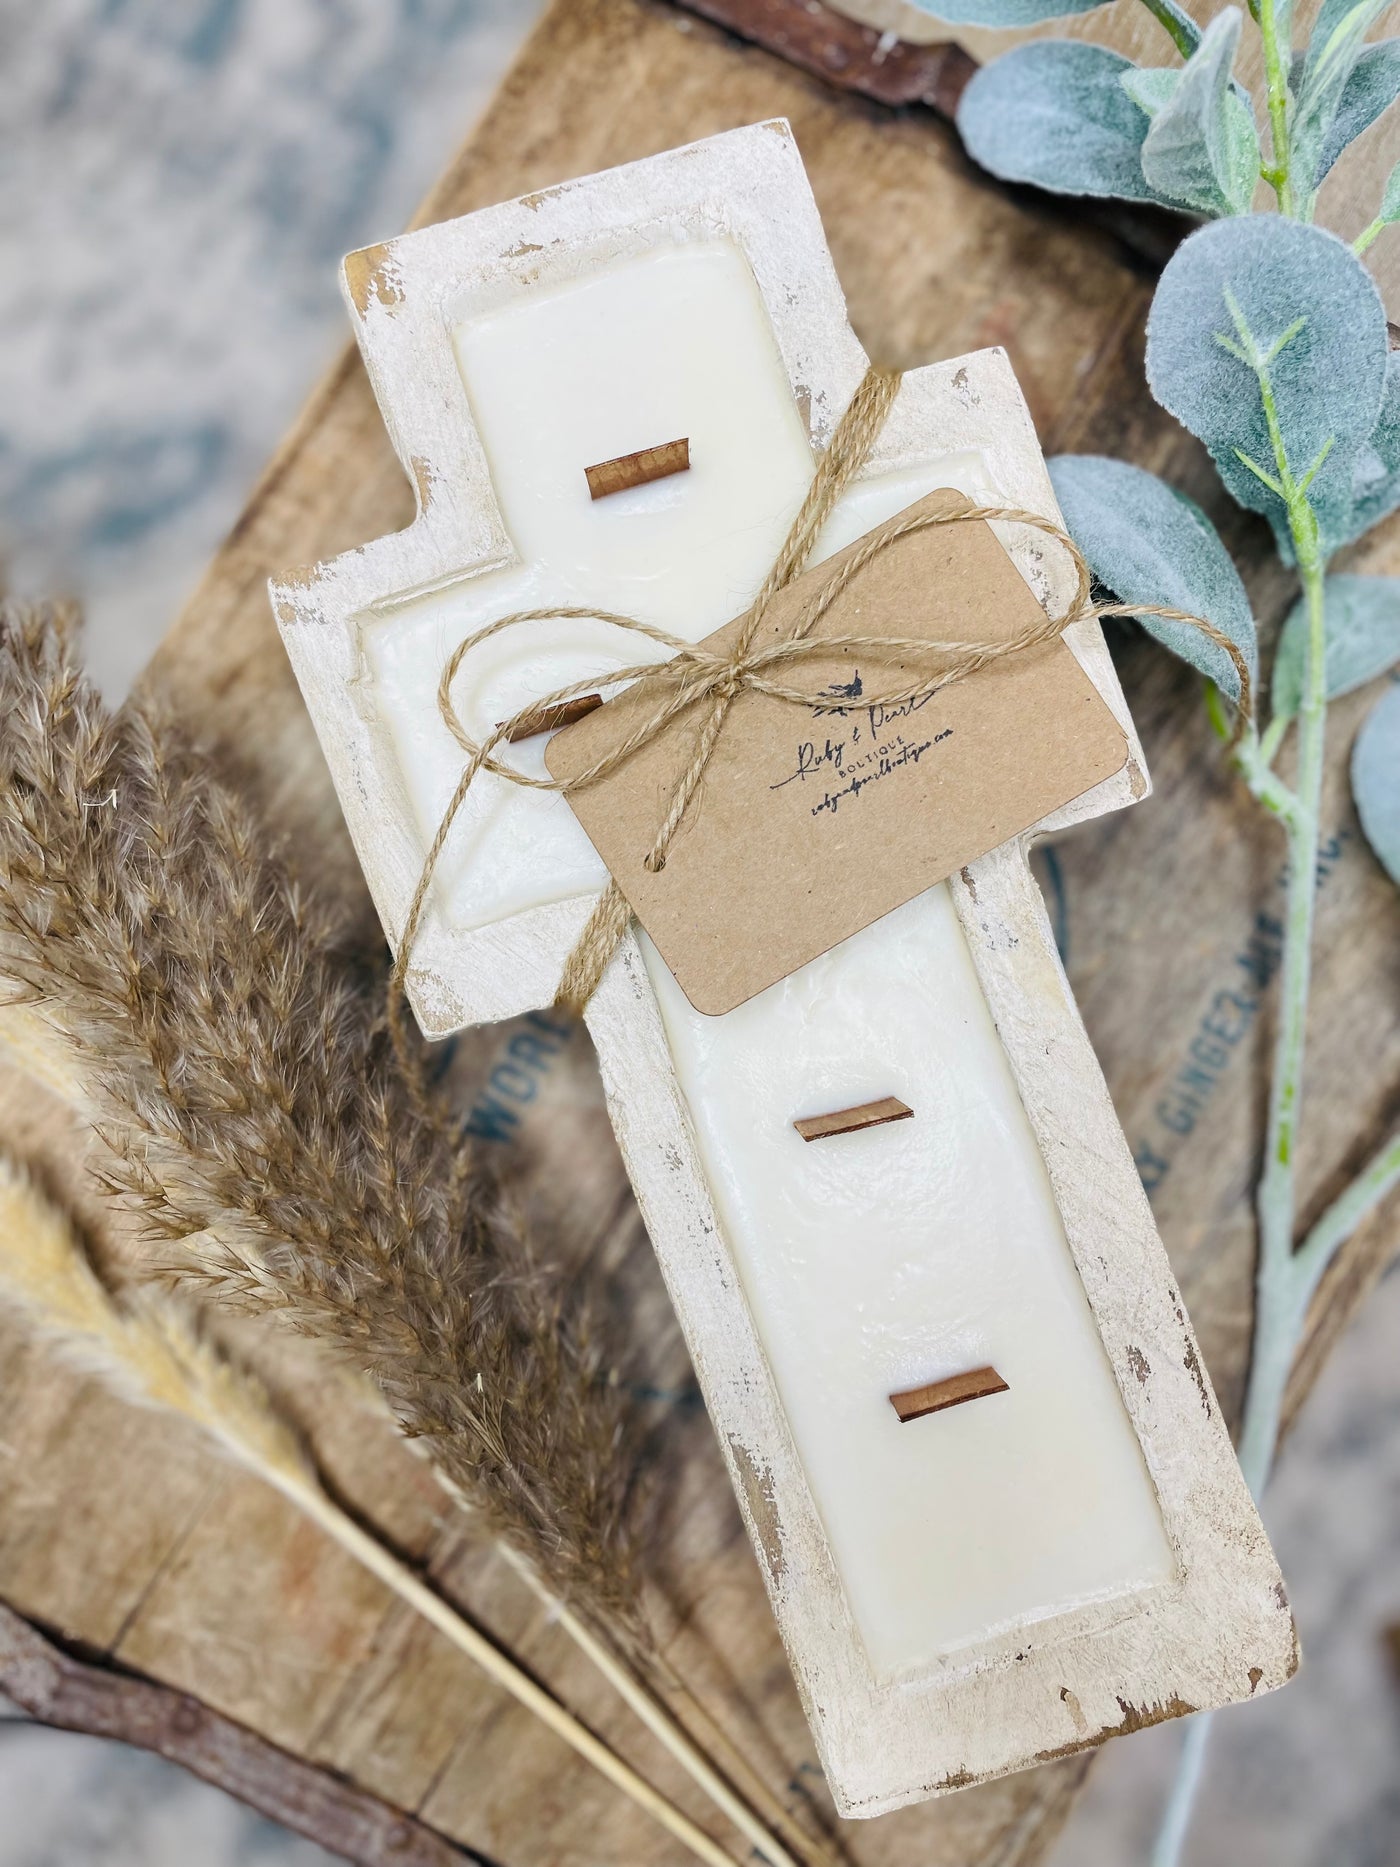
[913,0,1400,1854]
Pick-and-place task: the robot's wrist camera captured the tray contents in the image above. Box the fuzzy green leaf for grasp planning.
[1145,217,1388,553]
[1049,454,1258,701]
[1122,67,1181,116]
[1124,62,1254,119]
[1314,351,1400,554]
[906,0,1108,23]
[1307,0,1387,79]
[1351,684,1400,884]
[1314,40,1400,185]
[1139,10,1260,216]
[1307,0,1372,64]
[1272,575,1400,720]
[1294,0,1392,202]
[957,44,1174,202]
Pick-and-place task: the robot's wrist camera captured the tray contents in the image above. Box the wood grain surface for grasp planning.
[0,1603,484,1867]
[2,1,1398,1863]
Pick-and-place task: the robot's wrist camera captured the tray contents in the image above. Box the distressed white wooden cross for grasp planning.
[273,122,1294,1816]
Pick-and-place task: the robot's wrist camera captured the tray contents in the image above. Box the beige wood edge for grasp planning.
[270,119,1296,1817]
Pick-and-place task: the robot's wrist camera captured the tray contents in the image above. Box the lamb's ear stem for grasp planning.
[1289,1126,1400,1303]
[1136,0,1204,58]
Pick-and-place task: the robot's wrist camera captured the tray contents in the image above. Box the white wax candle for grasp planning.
[362,238,1174,1674]
[364,242,986,926]
[641,903,1173,1673]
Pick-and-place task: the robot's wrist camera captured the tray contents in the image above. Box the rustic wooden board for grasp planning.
[2,2,1398,1863]
[0,1603,484,1867]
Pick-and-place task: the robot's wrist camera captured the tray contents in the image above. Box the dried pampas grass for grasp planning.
[0,1152,750,1867]
[0,601,641,1628]
[0,602,829,1867]
[0,1151,305,1476]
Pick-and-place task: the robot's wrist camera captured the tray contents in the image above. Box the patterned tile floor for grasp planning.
[2,5,1397,1863]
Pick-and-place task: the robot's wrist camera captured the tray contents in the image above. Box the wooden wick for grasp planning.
[889,1366,1008,1423]
[498,694,603,743]
[585,437,690,500]
[793,1095,912,1142]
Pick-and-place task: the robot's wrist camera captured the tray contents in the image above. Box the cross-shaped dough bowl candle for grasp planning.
[272,121,1295,1817]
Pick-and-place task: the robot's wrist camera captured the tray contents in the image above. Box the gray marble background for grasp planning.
[2,4,1397,1863]
[0,0,543,697]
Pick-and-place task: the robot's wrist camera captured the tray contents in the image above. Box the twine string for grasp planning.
[387,365,1252,1078]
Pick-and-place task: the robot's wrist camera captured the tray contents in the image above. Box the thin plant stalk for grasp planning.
[285,1485,744,1867]
[0,1007,816,1867]
[1136,0,1201,59]
[1152,530,1321,1867]
[1256,0,1295,213]
[1239,545,1329,1495]
[0,1154,746,1867]
[1292,1131,1400,1291]
[0,606,813,1867]
[1354,216,1389,256]
[1150,544,1319,1860]
[497,1542,832,1867]
[1151,1716,1214,1867]
[410,1417,822,1867]
[1149,4,1400,1839]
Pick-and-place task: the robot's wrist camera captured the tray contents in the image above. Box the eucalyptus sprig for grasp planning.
[912,0,1400,1856]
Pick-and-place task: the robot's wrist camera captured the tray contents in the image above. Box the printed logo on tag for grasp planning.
[548,490,1127,1015]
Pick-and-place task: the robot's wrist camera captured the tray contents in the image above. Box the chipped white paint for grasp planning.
[271,121,1296,1816]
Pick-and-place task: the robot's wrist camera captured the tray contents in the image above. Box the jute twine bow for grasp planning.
[388,364,1251,1075]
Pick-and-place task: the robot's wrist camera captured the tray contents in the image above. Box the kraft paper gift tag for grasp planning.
[548,490,1127,1014]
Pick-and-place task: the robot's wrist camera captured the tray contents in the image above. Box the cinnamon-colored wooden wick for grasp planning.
[585,437,690,499]
[889,1366,1009,1423]
[499,694,604,742]
[793,1095,912,1142]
